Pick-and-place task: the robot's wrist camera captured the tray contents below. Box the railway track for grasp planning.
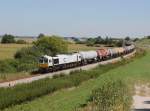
[0,50,136,88]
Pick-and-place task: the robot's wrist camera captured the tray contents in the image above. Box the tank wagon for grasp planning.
[79,51,97,64]
[38,45,135,72]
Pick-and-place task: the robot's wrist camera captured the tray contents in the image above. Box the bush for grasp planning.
[14,46,42,59]
[17,62,37,72]
[147,36,150,39]
[16,40,27,44]
[37,33,45,39]
[115,40,123,47]
[34,36,68,55]
[90,80,132,111]
[0,59,17,73]
[1,34,16,43]
[13,46,41,72]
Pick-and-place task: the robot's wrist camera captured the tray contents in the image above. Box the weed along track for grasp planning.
[0,50,136,88]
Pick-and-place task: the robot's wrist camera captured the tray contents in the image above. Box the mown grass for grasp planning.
[1,49,148,111]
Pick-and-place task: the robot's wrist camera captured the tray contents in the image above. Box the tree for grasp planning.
[86,38,95,46]
[147,36,150,39]
[34,35,68,55]
[95,36,103,44]
[116,40,123,47]
[133,38,139,42]
[125,36,130,41]
[104,37,109,44]
[37,33,45,39]
[1,34,16,43]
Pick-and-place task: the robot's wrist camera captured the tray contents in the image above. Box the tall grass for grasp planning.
[90,79,132,111]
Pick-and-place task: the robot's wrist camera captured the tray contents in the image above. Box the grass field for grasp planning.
[136,38,150,48]
[0,44,31,60]
[2,49,150,111]
[0,43,101,60]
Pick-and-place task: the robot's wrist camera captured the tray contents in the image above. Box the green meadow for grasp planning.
[2,48,150,111]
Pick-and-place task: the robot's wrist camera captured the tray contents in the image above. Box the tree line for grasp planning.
[1,34,27,44]
[76,36,132,47]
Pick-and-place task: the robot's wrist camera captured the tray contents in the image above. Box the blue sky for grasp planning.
[0,0,149,38]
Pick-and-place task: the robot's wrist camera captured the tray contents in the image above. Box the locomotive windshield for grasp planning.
[39,57,48,63]
[39,59,43,63]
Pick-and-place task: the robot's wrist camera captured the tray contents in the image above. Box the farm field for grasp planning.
[0,44,32,60]
[2,49,150,111]
[136,38,150,49]
[0,43,101,60]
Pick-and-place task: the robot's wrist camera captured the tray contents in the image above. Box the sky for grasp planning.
[0,0,149,38]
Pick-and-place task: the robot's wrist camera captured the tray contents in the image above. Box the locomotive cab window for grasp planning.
[53,59,59,64]
[39,59,43,63]
[44,58,48,63]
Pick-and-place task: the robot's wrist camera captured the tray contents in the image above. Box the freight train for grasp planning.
[38,45,135,72]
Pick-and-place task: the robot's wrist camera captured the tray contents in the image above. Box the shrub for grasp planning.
[13,46,41,72]
[34,36,68,56]
[90,80,132,111]
[147,36,150,39]
[0,59,17,73]
[14,46,42,59]
[16,39,27,44]
[37,33,45,39]
[17,62,36,72]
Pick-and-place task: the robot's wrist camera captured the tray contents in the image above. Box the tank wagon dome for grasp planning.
[79,51,97,60]
[108,49,115,56]
[118,47,124,53]
[96,48,109,57]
